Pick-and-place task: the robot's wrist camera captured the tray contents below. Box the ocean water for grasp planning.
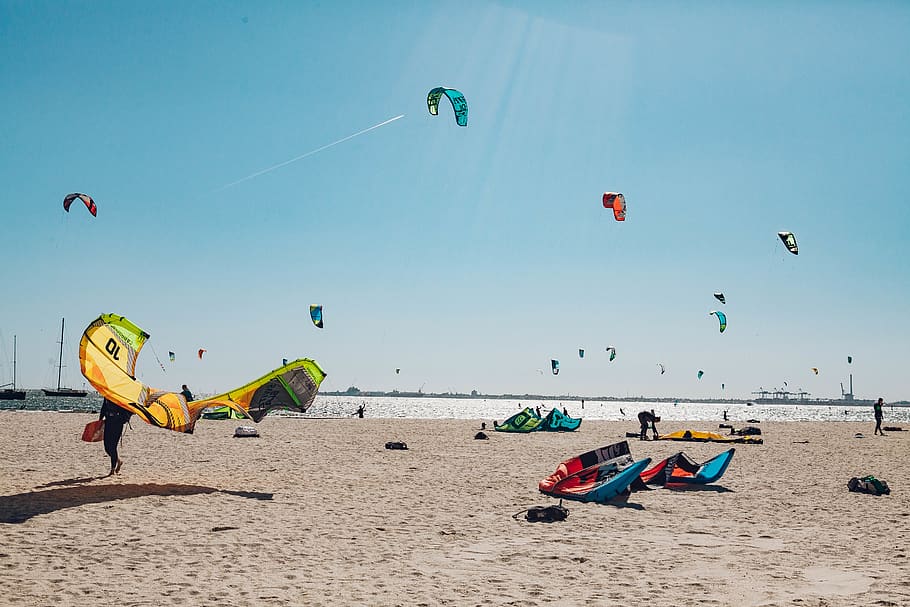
[6,392,905,424]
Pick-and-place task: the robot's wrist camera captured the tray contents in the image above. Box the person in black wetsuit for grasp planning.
[638,409,660,440]
[180,384,194,401]
[873,397,885,436]
[99,399,132,476]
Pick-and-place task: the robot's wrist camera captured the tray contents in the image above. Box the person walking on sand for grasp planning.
[873,397,885,435]
[638,409,660,441]
[99,398,132,476]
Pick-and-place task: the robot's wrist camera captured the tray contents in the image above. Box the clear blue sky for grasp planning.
[1,1,908,401]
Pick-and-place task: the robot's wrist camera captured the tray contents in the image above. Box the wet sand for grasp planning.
[0,412,907,606]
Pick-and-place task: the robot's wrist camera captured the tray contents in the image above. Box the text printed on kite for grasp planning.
[427,87,467,126]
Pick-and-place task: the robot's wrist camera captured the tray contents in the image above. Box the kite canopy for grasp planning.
[657,363,666,375]
[201,405,246,420]
[539,441,651,504]
[63,193,97,217]
[80,313,326,433]
[659,430,762,444]
[697,370,704,380]
[551,359,560,375]
[811,367,819,375]
[168,351,175,362]
[602,192,626,221]
[309,304,324,329]
[494,407,543,433]
[710,310,727,333]
[713,292,726,304]
[578,349,585,359]
[606,346,616,362]
[539,409,582,432]
[778,231,798,255]
[197,348,206,360]
[636,449,735,488]
[427,87,468,126]
[847,356,853,364]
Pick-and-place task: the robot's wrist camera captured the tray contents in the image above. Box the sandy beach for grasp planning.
[1,412,907,606]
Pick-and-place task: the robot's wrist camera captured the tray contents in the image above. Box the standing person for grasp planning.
[356,403,366,418]
[723,410,728,421]
[638,409,660,441]
[873,397,885,435]
[99,398,132,476]
[180,384,194,401]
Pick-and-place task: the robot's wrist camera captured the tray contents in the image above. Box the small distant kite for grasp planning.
[603,192,626,221]
[395,368,401,374]
[811,367,819,375]
[309,304,324,329]
[778,231,798,255]
[63,193,97,217]
[714,292,726,304]
[427,87,467,126]
[657,363,666,375]
[721,383,725,390]
[578,349,585,359]
[551,359,560,375]
[197,349,206,360]
[847,355,853,364]
[168,351,175,362]
[606,346,616,362]
[697,370,704,380]
[710,310,727,333]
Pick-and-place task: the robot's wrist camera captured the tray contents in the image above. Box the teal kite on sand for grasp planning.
[539,408,582,431]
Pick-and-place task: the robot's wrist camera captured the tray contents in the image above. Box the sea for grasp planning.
[3,392,909,424]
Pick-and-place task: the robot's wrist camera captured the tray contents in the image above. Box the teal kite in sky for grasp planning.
[309,304,324,329]
[427,87,467,126]
[697,370,704,379]
[578,348,585,359]
[551,359,560,375]
[606,346,616,362]
[710,310,727,333]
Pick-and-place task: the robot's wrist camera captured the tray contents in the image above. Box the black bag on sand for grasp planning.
[385,441,408,450]
[848,475,890,495]
[474,431,489,440]
[523,504,569,523]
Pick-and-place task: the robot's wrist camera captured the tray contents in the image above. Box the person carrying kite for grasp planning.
[99,398,132,476]
[638,409,660,441]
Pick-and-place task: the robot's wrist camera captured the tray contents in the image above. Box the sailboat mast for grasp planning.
[12,335,17,391]
[57,318,64,391]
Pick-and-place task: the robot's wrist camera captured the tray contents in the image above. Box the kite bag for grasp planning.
[82,419,105,442]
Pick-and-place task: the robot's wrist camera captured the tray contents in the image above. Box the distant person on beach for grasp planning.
[535,406,541,417]
[99,398,132,476]
[180,384,194,401]
[873,398,885,435]
[638,409,660,441]
[562,406,568,416]
[356,403,366,418]
[723,410,728,421]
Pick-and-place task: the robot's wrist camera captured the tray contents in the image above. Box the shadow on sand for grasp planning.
[0,482,274,524]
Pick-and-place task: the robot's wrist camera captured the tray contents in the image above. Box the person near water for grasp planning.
[873,398,885,435]
[723,410,728,421]
[638,409,660,441]
[99,398,132,476]
[180,384,193,401]
[535,406,541,417]
[356,403,366,418]
[562,406,568,416]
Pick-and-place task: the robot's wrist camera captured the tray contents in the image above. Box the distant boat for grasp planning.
[42,318,87,398]
[0,335,26,401]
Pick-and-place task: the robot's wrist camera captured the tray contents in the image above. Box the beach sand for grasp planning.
[1,412,907,606]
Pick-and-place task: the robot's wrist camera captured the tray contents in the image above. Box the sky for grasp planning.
[1,1,908,401]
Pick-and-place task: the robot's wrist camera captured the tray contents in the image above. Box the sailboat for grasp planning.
[0,335,26,400]
[42,318,87,397]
